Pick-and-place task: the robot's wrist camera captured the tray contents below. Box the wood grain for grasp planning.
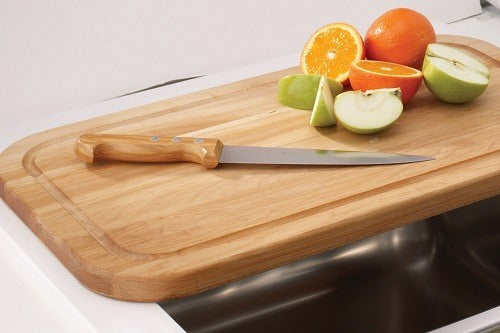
[75,134,223,168]
[0,35,499,302]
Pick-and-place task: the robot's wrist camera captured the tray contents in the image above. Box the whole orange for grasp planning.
[364,8,436,69]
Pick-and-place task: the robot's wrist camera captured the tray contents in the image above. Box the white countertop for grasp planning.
[1,5,499,332]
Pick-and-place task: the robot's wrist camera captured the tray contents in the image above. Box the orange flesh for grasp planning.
[303,27,359,79]
[357,61,419,76]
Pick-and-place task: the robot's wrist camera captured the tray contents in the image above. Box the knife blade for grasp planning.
[75,134,433,168]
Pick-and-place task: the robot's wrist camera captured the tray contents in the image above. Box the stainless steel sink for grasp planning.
[160,196,500,332]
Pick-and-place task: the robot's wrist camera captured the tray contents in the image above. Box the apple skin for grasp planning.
[310,95,335,126]
[278,74,343,110]
[310,76,336,126]
[422,45,489,104]
[336,116,393,135]
[334,89,403,134]
[423,60,488,103]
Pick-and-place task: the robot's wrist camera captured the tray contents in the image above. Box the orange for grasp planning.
[349,60,423,103]
[301,23,365,85]
[365,8,436,69]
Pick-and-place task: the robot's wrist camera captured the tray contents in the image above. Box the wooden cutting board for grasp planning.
[1,35,499,302]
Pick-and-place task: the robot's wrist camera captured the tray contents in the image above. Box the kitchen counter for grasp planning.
[1,10,499,333]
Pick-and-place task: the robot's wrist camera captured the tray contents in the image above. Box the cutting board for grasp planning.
[1,35,499,302]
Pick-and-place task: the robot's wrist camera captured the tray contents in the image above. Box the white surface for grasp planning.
[447,3,500,40]
[429,306,500,333]
[0,1,482,125]
[1,3,499,333]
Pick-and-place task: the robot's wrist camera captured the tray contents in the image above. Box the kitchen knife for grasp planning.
[74,134,433,168]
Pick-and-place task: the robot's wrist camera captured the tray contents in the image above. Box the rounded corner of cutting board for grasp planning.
[1,128,54,158]
[0,133,61,204]
[0,130,69,192]
[71,263,190,303]
[0,133,48,210]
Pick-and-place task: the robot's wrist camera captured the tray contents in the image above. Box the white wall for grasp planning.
[0,1,481,125]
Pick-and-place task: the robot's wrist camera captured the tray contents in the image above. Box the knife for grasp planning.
[74,134,433,168]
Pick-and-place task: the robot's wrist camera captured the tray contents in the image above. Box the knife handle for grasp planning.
[74,134,224,169]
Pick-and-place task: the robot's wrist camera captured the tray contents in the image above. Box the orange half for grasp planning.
[301,23,365,85]
[349,60,423,103]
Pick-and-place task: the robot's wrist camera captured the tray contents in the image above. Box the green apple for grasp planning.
[278,74,343,110]
[423,43,489,103]
[310,76,336,126]
[334,88,403,134]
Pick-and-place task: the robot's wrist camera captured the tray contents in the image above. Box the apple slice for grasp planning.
[310,76,336,126]
[334,88,403,134]
[278,74,343,110]
[423,43,489,103]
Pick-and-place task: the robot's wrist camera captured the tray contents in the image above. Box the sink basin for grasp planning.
[160,196,500,332]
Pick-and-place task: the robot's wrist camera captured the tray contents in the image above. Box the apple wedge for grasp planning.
[278,74,343,110]
[334,88,403,134]
[310,76,336,126]
[423,43,489,103]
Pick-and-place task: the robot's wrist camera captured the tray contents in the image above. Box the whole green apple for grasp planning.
[423,43,489,103]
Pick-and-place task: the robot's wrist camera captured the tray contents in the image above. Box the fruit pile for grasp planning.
[278,8,490,134]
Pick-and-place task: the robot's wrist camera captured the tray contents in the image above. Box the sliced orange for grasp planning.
[349,60,423,103]
[301,23,365,85]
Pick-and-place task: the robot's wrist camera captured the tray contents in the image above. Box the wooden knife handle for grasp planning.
[74,134,224,169]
